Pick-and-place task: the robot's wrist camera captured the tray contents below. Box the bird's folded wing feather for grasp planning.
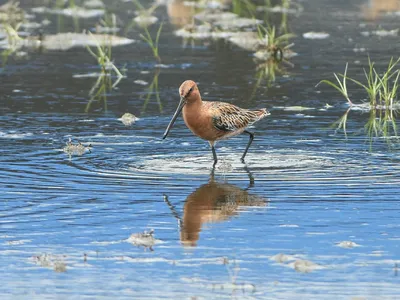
[211,102,261,132]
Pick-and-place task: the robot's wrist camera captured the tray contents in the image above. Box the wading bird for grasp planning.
[163,80,270,166]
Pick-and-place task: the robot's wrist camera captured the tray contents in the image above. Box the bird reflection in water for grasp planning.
[164,168,268,247]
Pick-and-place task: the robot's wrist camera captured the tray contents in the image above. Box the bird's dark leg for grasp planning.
[209,141,218,167]
[241,130,254,163]
[243,164,255,188]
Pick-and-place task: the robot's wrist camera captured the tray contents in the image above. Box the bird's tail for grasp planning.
[255,108,270,120]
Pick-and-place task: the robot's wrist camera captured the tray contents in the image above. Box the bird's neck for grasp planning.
[184,95,203,112]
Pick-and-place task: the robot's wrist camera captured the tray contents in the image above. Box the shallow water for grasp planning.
[1,0,400,299]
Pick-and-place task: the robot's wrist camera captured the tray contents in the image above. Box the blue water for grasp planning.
[1,0,400,299]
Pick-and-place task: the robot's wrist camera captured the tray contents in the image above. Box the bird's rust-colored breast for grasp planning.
[182,101,221,141]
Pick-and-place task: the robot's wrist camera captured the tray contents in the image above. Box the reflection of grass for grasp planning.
[263,0,295,33]
[85,33,125,112]
[140,22,163,63]
[141,68,162,114]
[251,57,292,99]
[332,107,350,138]
[322,57,400,143]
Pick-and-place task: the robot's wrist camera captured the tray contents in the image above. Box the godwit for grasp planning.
[163,80,270,166]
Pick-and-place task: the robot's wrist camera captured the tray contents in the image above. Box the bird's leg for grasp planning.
[243,164,255,188]
[241,130,254,163]
[209,141,218,167]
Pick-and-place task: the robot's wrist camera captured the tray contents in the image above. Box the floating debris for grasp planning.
[84,0,105,9]
[289,259,323,273]
[32,253,67,273]
[361,28,398,37]
[303,32,330,39]
[183,0,228,9]
[336,241,360,249]
[257,5,303,14]
[127,229,161,250]
[175,23,235,39]
[278,106,315,111]
[31,6,105,18]
[134,14,158,27]
[94,25,120,34]
[134,79,148,85]
[214,17,262,30]
[63,138,92,157]
[217,161,233,173]
[229,32,262,51]
[195,11,237,22]
[40,32,135,51]
[73,72,105,78]
[0,32,135,51]
[118,113,139,126]
[270,253,296,263]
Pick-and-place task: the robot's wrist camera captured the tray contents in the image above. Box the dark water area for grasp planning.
[1,0,400,299]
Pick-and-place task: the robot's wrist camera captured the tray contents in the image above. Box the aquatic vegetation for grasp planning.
[140,22,163,63]
[94,13,119,33]
[231,0,256,17]
[320,58,400,108]
[317,63,352,105]
[0,22,27,66]
[0,0,25,27]
[254,24,296,64]
[321,58,400,142]
[86,33,126,78]
[132,0,159,27]
[84,31,127,112]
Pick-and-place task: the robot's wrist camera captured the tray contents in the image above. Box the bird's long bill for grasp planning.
[162,97,186,139]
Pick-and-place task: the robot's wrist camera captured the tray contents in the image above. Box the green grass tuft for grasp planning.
[140,22,163,63]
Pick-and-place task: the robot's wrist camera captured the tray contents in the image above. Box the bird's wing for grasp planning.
[211,102,261,132]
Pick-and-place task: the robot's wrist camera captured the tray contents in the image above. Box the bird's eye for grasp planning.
[189,87,193,93]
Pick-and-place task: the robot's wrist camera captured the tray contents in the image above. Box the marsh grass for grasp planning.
[1,22,23,66]
[232,0,256,17]
[85,32,126,112]
[317,63,352,105]
[321,57,400,142]
[132,0,158,17]
[140,22,163,63]
[256,24,295,60]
